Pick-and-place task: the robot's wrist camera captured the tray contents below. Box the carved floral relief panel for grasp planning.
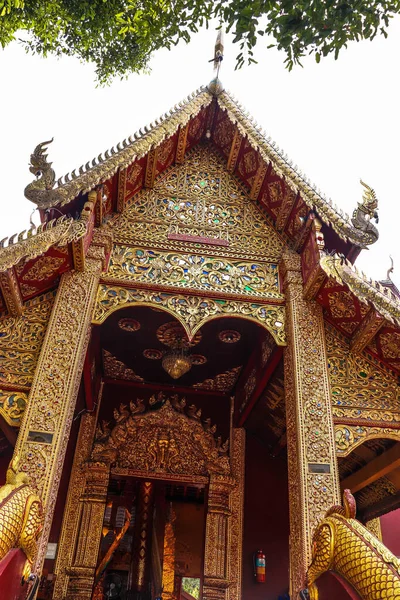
[326,325,400,425]
[0,292,55,389]
[93,284,286,345]
[107,245,281,300]
[108,146,284,262]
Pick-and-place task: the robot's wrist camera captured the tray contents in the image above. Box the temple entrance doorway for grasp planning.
[93,476,206,600]
[54,304,287,600]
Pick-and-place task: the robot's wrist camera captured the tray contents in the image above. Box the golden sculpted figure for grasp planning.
[307,489,400,599]
[0,456,44,578]
[351,179,379,245]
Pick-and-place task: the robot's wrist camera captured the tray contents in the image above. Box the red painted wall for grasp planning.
[242,435,289,600]
[0,446,14,485]
[381,509,400,557]
[317,571,360,600]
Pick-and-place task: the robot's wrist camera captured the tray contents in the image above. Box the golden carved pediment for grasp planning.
[107,146,284,263]
[91,395,231,477]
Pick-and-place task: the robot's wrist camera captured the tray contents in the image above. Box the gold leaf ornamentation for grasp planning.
[0,294,55,389]
[0,389,27,426]
[193,366,242,392]
[91,397,230,477]
[24,91,212,209]
[93,284,286,345]
[320,253,400,327]
[108,245,280,300]
[335,424,400,456]
[326,326,400,424]
[102,349,144,382]
[307,490,400,599]
[108,146,284,263]
[0,217,86,273]
[218,92,378,248]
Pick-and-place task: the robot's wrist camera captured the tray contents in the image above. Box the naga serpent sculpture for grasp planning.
[0,456,44,579]
[306,489,400,599]
[351,180,379,246]
[24,140,67,210]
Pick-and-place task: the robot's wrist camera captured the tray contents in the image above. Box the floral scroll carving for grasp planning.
[91,395,231,477]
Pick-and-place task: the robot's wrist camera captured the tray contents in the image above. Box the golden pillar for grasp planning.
[64,461,110,599]
[203,475,232,600]
[227,428,245,600]
[129,480,155,599]
[14,251,104,574]
[281,251,340,597]
[161,506,177,600]
[53,410,101,600]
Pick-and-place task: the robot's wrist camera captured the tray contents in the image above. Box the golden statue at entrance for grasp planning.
[0,456,44,578]
[307,490,400,599]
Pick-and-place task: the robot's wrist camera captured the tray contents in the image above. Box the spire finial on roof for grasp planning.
[207,31,224,96]
[387,255,394,282]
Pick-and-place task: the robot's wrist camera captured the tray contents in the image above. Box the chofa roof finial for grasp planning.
[387,255,394,282]
[207,31,224,96]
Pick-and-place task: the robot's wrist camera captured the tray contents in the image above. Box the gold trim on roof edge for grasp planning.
[0,217,87,273]
[24,89,213,210]
[22,84,378,250]
[320,253,400,326]
[217,91,378,248]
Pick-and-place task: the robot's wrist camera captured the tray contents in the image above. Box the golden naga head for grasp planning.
[6,455,29,485]
[360,179,379,221]
[29,139,54,178]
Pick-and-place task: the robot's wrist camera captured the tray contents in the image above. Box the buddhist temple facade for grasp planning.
[1,75,400,600]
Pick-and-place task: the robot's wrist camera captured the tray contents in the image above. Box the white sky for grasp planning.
[1,20,399,284]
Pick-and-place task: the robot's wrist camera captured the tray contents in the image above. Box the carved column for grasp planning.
[65,461,110,599]
[14,253,103,574]
[53,409,100,600]
[203,475,232,600]
[227,428,245,600]
[129,480,155,599]
[281,251,340,598]
[161,506,177,600]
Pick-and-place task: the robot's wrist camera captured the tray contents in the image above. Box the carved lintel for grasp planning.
[175,124,189,164]
[117,167,127,213]
[275,188,297,232]
[350,308,385,354]
[227,130,241,173]
[145,147,158,188]
[249,162,268,201]
[0,269,23,316]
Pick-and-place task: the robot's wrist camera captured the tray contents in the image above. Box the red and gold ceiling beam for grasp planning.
[237,345,284,427]
[116,167,128,213]
[0,268,23,316]
[175,124,189,165]
[350,308,385,354]
[275,188,298,232]
[227,130,242,173]
[144,147,159,188]
[249,162,268,201]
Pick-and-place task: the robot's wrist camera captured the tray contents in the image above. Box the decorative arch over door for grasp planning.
[92,284,286,346]
[89,395,245,600]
